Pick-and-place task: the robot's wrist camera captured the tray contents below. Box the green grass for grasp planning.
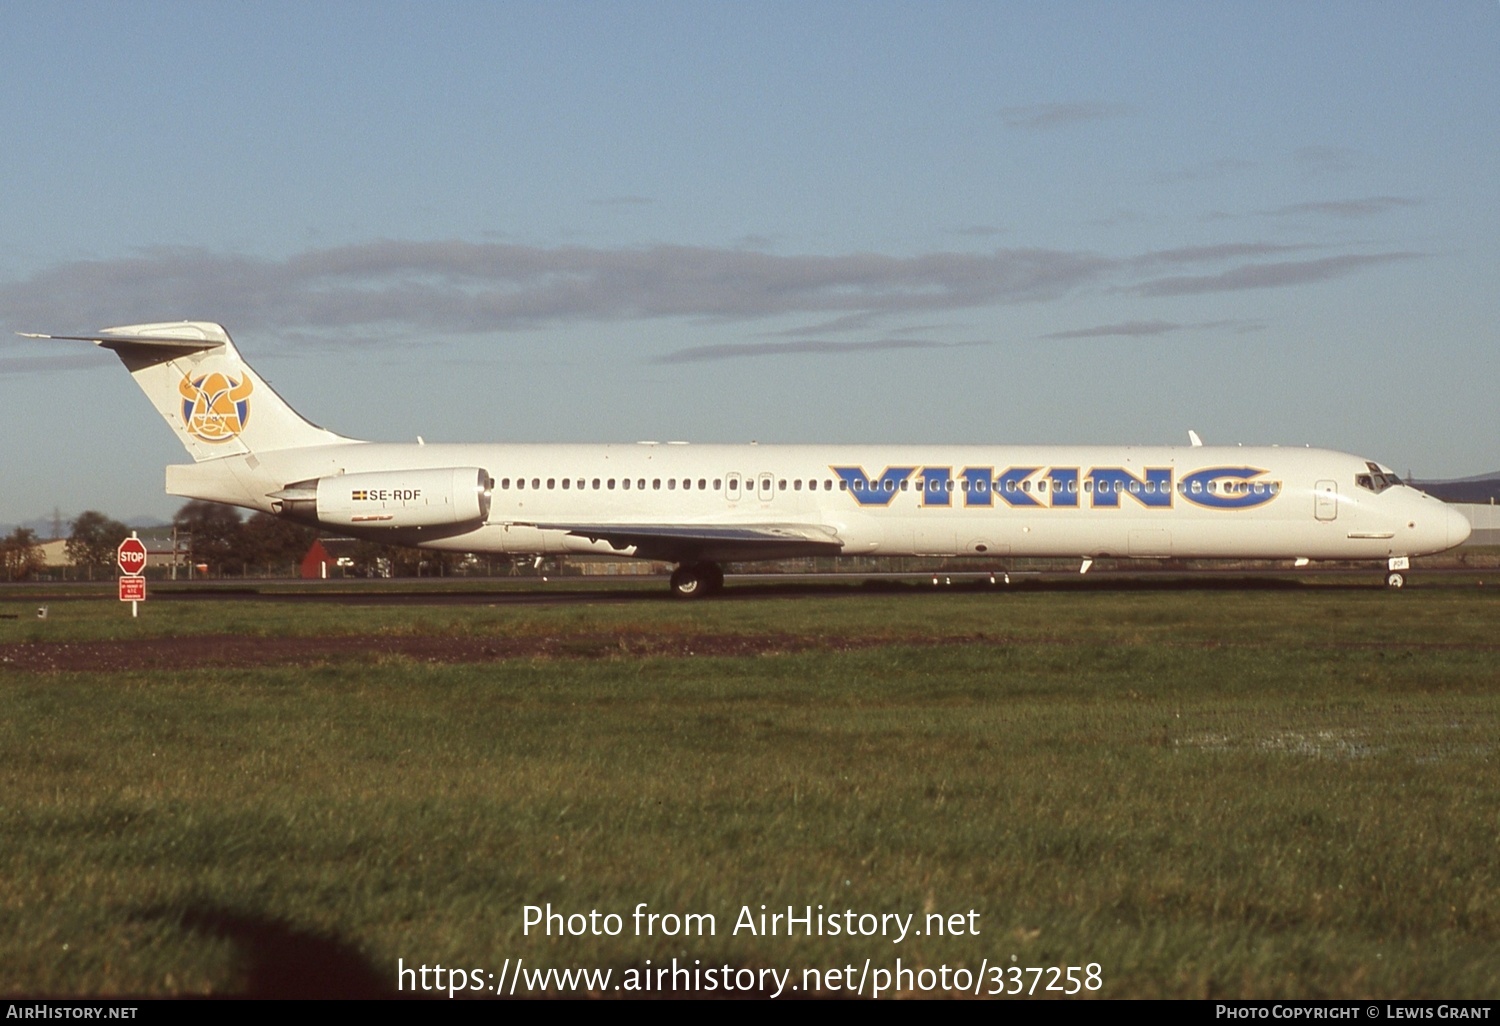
[2,586,1498,997]
[4,577,1499,647]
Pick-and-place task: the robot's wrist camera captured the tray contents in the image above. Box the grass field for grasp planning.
[2,581,1497,998]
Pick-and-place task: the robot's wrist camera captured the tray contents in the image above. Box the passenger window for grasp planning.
[608,479,615,490]
[622,478,631,490]
[561,479,569,489]
[547,478,555,489]
[653,479,661,489]
[698,479,706,490]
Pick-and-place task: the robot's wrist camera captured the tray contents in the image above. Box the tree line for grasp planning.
[3,503,482,580]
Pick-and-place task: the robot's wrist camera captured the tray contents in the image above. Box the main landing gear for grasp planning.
[669,561,725,599]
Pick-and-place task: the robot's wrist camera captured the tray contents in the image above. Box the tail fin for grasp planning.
[23,321,355,460]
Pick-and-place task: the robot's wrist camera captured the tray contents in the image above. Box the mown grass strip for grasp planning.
[4,612,1498,997]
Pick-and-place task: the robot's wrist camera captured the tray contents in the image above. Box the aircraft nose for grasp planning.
[1446,504,1473,549]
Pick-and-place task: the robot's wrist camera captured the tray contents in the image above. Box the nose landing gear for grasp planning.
[1385,556,1410,590]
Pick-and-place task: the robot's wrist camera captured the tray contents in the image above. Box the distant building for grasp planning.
[300,538,362,578]
[1451,503,1500,546]
[300,539,333,579]
[38,539,70,569]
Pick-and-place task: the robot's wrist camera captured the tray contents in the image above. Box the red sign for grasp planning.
[117,537,148,576]
[118,576,146,602]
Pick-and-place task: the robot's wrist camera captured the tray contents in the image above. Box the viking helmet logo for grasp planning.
[179,370,253,443]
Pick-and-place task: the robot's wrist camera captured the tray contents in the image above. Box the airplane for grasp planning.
[22,321,1471,595]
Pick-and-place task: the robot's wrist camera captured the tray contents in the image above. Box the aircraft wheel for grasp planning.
[701,562,725,593]
[1386,571,1406,589]
[669,565,702,598]
[670,564,708,599]
[670,562,724,598]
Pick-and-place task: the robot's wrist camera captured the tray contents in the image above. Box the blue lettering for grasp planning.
[1087,468,1173,508]
[1047,468,1079,508]
[1180,467,1280,509]
[922,467,953,507]
[831,466,915,507]
[960,467,993,508]
[996,467,1042,508]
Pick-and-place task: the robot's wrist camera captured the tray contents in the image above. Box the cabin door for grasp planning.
[1314,480,1338,521]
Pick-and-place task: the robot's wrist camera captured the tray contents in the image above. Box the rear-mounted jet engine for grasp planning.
[271,467,493,530]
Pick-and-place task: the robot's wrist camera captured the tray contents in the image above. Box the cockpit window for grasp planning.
[1356,469,1403,494]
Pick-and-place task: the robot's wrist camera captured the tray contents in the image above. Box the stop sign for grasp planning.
[117,537,148,576]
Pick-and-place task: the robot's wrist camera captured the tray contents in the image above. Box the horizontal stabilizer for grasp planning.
[20,331,221,356]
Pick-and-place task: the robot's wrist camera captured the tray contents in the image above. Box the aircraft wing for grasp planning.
[529,521,844,563]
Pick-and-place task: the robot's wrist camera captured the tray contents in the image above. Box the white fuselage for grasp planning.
[167,440,1470,563]
[40,322,1470,587]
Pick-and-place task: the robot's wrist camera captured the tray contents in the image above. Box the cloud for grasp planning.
[656,337,971,365]
[1134,252,1419,297]
[0,238,1417,359]
[1135,242,1315,266]
[0,241,1116,337]
[1262,197,1422,220]
[769,313,882,337]
[997,102,1131,130]
[1040,319,1260,340]
[1040,320,1183,340]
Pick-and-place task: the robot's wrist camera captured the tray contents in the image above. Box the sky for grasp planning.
[2,1,1497,528]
